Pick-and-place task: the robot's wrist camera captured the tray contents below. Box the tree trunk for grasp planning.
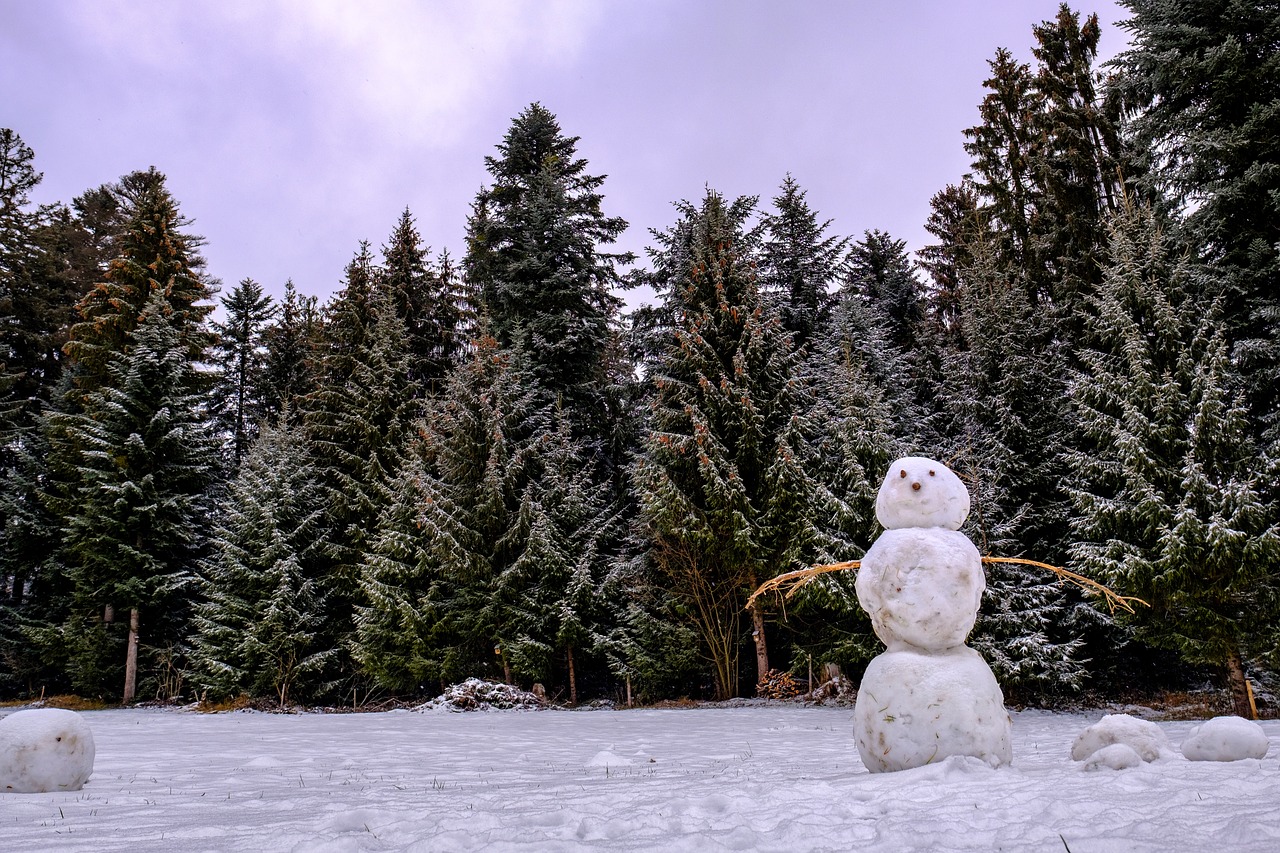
[566,646,578,706]
[625,672,632,708]
[749,600,769,692]
[123,608,139,703]
[1226,648,1253,719]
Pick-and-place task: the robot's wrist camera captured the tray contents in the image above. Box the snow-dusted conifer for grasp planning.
[635,190,822,699]
[1069,201,1280,716]
[56,291,217,697]
[353,332,540,691]
[192,418,331,707]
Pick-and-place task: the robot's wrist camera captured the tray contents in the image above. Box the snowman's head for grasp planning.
[875,456,969,530]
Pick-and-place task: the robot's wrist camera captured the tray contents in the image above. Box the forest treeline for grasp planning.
[2,2,1278,713]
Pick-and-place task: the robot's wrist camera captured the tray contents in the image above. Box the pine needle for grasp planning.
[746,556,1147,615]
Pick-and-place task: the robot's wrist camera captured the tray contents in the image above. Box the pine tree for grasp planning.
[62,168,212,394]
[466,103,630,431]
[302,279,418,697]
[1113,0,1280,439]
[635,190,823,698]
[353,332,542,690]
[500,409,619,703]
[379,209,466,396]
[192,418,331,707]
[53,292,218,699]
[1068,202,1280,716]
[210,278,275,470]
[260,279,320,422]
[757,175,847,352]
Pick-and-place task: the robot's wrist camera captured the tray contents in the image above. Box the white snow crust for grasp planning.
[875,457,970,531]
[1071,713,1172,762]
[2,706,1277,852]
[854,647,1012,772]
[0,708,95,793]
[1181,716,1270,762]
[856,528,984,652]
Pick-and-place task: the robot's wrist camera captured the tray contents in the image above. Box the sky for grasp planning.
[2,0,1131,312]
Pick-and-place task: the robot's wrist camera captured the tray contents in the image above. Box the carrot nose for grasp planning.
[911,482,921,491]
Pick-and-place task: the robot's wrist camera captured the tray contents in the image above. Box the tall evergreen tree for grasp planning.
[1068,202,1280,716]
[353,332,542,691]
[1112,0,1280,439]
[52,292,218,698]
[379,209,467,396]
[465,103,630,431]
[210,278,275,470]
[302,278,418,697]
[260,279,320,422]
[634,190,823,698]
[192,418,331,707]
[757,175,846,352]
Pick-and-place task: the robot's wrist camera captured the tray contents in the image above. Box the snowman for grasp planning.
[852,456,1011,772]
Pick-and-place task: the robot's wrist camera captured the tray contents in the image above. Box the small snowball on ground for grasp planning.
[1082,743,1143,771]
[875,457,970,531]
[0,708,96,793]
[1071,714,1170,762]
[1180,716,1269,762]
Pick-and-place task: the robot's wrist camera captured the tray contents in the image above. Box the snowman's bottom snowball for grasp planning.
[0,708,95,793]
[1181,716,1269,761]
[854,647,1011,773]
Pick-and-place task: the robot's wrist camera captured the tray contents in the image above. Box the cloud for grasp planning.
[58,0,605,149]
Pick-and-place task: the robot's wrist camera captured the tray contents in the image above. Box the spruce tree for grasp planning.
[1068,202,1280,716]
[260,279,320,422]
[634,190,823,698]
[192,418,331,707]
[353,332,542,690]
[210,278,275,470]
[54,292,218,699]
[302,279,418,697]
[379,209,466,396]
[466,103,630,432]
[757,175,847,352]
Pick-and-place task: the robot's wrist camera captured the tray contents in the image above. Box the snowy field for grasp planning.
[2,704,1278,852]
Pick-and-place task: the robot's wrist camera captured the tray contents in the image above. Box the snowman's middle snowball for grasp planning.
[856,527,984,652]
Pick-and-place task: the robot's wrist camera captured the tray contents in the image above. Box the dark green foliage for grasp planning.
[53,292,218,697]
[260,279,320,421]
[302,279,418,694]
[1068,202,1280,680]
[1113,0,1280,438]
[354,332,541,691]
[466,103,630,428]
[192,419,332,706]
[210,278,275,470]
[758,175,846,352]
[379,209,469,396]
[634,190,823,698]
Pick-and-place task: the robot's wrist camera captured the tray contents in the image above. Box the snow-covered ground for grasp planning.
[2,704,1278,852]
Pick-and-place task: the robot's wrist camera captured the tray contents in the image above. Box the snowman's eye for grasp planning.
[899,470,907,478]
[929,470,935,477]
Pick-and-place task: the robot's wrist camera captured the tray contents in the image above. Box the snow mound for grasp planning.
[0,708,96,793]
[415,679,546,713]
[1071,714,1170,762]
[585,749,633,768]
[1082,743,1143,771]
[1180,716,1269,762]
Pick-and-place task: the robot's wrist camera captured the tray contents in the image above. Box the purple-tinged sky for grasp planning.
[2,1,1129,311]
